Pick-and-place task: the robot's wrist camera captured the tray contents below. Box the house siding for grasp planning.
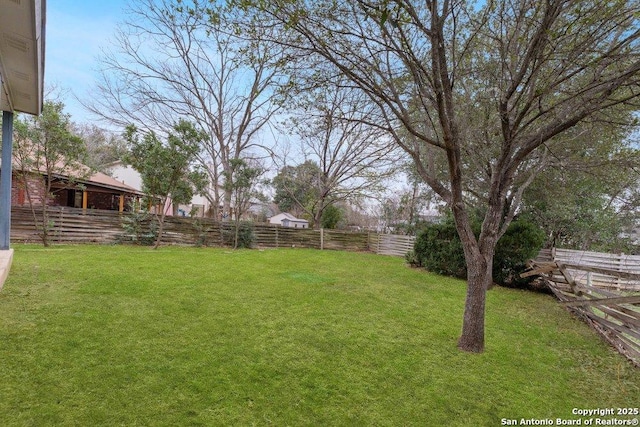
[10,173,49,206]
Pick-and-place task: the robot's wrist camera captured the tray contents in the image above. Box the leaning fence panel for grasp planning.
[527,250,640,367]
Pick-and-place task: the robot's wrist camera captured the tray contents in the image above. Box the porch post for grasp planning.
[82,191,88,209]
[0,111,14,250]
[119,194,125,212]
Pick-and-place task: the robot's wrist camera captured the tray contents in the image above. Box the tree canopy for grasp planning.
[12,101,86,246]
[272,160,322,219]
[124,120,207,248]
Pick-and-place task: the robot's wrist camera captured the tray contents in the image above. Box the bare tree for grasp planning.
[241,0,640,352]
[85,0,289,219]
[71,123,127,172]
[274,85,400,227]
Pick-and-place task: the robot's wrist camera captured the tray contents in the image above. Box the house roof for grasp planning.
[0,0,46,115]
[3,155,142,195]
[270,212,309,223]
[74,170,142,195]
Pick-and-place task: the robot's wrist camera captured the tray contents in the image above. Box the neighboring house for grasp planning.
[103,161,143,194]
[269,212,310,229]
[105,161,276,220]
[3,159,142,212]
[105,160,216,218]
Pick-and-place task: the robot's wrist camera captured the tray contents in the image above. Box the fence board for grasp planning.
[536,248,640,291]
[375,234,415,257]
[525,253,640,367]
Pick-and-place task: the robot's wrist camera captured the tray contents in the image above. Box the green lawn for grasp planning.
[0,245,637,426]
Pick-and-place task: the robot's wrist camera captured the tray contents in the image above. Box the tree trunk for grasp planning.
[449,195,501,353]
[40,178,53,247]
[313,209,322,230]
[233,219,240,249]
[153,198,169,249]
[211,187,220,220]
[21,173,46,247]
[454,200,502,353]
[222,161,233,222]
[223,190,232,221]
[457,250,492,353]
[40,204,50,247]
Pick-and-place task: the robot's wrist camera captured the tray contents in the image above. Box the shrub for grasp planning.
[493,219,546,288]
[222,222,255,249]
[413,217,545,288]
[413,221,469,278]
[191,218,212,247]
[404,250,419,267]
[119,204,158,246]
[321,204,343,229]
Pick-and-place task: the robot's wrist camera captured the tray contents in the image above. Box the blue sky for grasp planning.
[45,0,129,124]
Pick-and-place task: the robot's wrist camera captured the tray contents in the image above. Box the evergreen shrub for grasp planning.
[222,222,255,249]
[119,204,158,246]
[413,217,545,288]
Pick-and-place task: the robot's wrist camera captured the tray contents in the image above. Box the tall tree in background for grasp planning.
[12,101,86,247]
[274,85,398,227]
[87,0,289,219]
[71,124,128,173]
[241,0,640,352]
[124,120,207,249]
[272,160,321,219]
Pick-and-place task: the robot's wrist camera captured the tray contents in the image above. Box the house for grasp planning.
[269,212,310,229]
[105,160,273,220]
[105,160,216,217]
[4,159,143,212]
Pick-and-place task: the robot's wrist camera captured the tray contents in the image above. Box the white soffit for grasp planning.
[0,0,46,115]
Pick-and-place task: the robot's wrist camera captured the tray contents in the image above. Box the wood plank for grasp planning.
[597,306,640,329]
[563,295,640,307]
[581,310,640,341]
[561,262,640,282]
[520,263,558,278]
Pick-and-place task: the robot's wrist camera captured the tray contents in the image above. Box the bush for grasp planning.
[222,222,255,249]
[413,217,545,288]
[321,204,343,229]
[119,204,158,246]
[191,218,212,247]
[413,221,469,278]
[404,250,419,267]
[493,219,546,288]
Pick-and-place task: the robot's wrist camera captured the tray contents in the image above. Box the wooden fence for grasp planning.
[526,248,640,367]
[9,206,404,255]
[370,233,416,257]
[537,248,640,292]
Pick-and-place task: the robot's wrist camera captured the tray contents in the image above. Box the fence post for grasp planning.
[616,252,624,290]
[57,206,64,243]
[320,228,324,250]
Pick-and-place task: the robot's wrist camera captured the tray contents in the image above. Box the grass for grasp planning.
[0,245,638,426]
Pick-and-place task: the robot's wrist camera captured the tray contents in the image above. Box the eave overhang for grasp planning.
[0,0,46,116]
